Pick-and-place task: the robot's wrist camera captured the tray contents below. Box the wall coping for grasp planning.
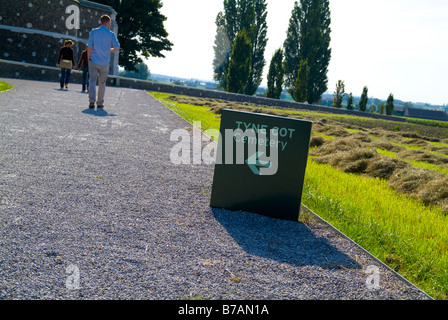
[0,24,88,43]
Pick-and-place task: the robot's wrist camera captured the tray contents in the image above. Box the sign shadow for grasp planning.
[211,207,361,270]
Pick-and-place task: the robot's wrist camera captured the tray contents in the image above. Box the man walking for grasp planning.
[87,15,120,109]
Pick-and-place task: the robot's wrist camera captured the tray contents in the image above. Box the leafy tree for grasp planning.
[386,93,395,115]
[379,102,385,114]
[293,59,309,103]
[226,29,252,94]
[119,62,150,79]
[266,49,284,99]
[213,0,268,94]
[95,0,173,71]
[283,0,331,103]
[333,80,345,108]
[213,12,232,91]
[245,0,268,95]
[359,86,368,112]
[346,93,354,110]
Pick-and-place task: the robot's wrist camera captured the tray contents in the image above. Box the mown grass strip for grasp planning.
[376,148,448,175]
[393,142,448,159]
[150,91,448,299]
[429,141,448,148]
[313,132,335,140]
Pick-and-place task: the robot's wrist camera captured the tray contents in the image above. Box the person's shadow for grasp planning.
[82,108,117,117]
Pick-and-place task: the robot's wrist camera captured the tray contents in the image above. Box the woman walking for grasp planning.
[78,45,89,92]
[57,40,76,89]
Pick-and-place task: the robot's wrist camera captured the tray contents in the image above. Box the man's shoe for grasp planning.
[65,84,68,89]
[97,105,104,109]
[89,103,95,109]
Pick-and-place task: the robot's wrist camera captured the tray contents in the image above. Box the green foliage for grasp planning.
[226,29,252,94]
[95,0,172,71]
[283,0,331,104]
[346,93,354,110]
[359,86,368,112]
[118,62,150,80]
[213,0,268,95]
[332,80,345,108]
[379,102,385,114]
[266,48,284,99]
[293,59,309,103]
[245,0,268,95]
[213,12,232,91]
[386,93,395,115]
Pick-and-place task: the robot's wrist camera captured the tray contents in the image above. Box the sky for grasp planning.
[146,0,448,105]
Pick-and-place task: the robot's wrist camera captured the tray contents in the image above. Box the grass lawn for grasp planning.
[150,91,448,299]
[0,80,13,92]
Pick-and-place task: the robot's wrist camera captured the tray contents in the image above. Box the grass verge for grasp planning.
[149,91,448,299]
[0,80,13,92]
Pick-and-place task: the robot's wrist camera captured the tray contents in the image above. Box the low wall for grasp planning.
[0,59,407,123]
[112,75,407,123]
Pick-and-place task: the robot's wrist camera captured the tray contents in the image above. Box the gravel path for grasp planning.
[0,78,431,300]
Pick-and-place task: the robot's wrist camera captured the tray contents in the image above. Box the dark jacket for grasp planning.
[57,46,75,67]
[77,50,88,69]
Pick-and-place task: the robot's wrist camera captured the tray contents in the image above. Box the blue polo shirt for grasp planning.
[88,25,120,66]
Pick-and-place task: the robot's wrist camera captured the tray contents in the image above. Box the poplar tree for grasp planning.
[359,86,369,112]
[386,93,395,115]
[293,59,309,103]
[379,102,385,114]
[213,0,268,95]
[283,0,331,103]
[347,93,354,110]
[213,12,232,90]
[333,80,345,108]
[245,0,268,95]
[227,29,252,94]
[266,49,284,99]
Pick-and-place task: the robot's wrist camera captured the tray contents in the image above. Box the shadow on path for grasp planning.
[211,207,361,270]
[82,108,117,117]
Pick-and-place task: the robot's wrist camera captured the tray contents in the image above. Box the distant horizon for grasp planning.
[145,72,447,108]
[145,0,448,106]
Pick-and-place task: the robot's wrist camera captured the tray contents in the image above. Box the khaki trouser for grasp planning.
[88,61,110,106]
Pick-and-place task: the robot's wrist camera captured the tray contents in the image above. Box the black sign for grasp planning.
[210,109,312,221]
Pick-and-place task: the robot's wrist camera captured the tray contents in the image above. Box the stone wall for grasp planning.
[0,0,118,74]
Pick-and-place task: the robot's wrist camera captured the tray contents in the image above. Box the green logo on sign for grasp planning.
[246,152,272,175]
